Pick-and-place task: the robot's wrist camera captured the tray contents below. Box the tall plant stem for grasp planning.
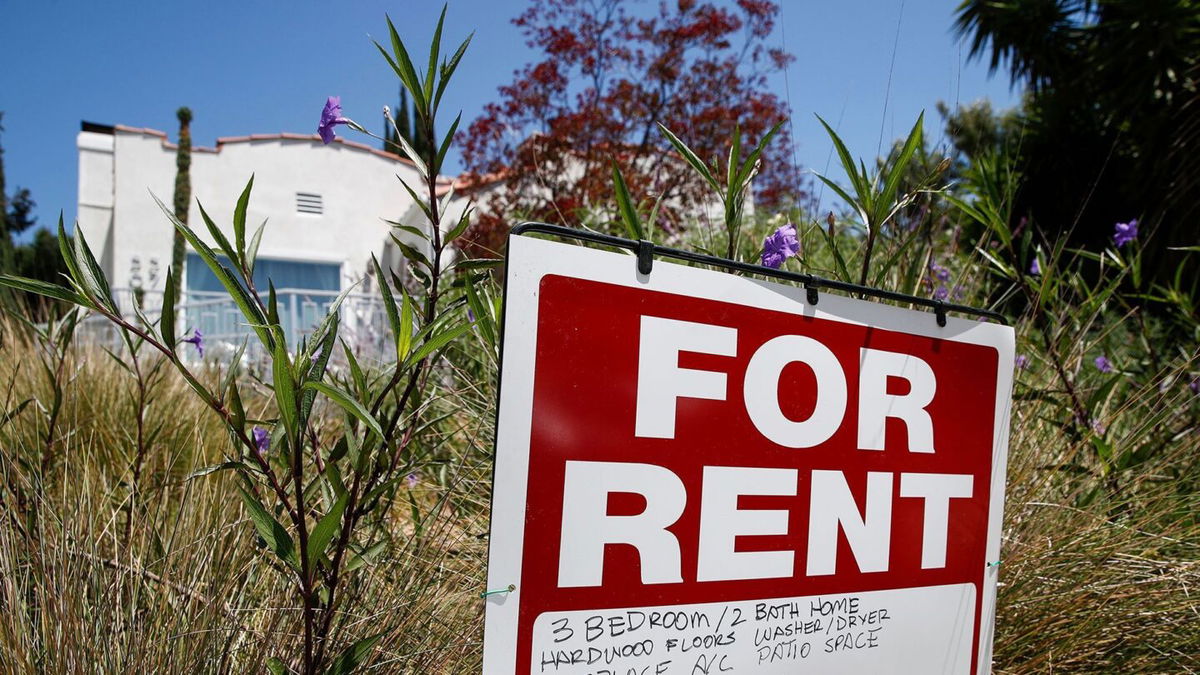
[123,346,149,548]
[859,225,878,287]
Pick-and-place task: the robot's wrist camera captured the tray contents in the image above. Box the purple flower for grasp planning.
[1190,377,1199,394]
[405,472,419,488]
[180,328,204,357]
[252,426,270,456]
[1015,354,1030,370]
[1091,418,1107,435]
[929,261,951,282]
[760,223,800,269]
[311,345,323,364]
[1029,258,1041,276]
[318,96,351,144]
[1094,355,1114,374]
[1113,219,1138,248]
[467,308,476,323]
[933,285,949,301]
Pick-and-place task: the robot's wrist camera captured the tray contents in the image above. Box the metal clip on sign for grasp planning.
[480,584,516,599]
[806,276,821,306]
[636,239,654,275]
[509,222,1008,326]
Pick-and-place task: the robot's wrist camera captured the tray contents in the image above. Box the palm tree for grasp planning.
[953,0,1200,259]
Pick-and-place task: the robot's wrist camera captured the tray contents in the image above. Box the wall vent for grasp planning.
[296,192,323,215]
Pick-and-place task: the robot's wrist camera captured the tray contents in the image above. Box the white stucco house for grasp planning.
[76,121,462,355]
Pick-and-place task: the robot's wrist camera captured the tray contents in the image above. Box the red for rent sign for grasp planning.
[483,235,1014,674]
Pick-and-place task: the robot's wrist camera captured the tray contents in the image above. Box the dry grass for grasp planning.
[0,326,490,673]
[991,366,1200,672]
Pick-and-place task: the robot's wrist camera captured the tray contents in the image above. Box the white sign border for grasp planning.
[482,234,1015,674]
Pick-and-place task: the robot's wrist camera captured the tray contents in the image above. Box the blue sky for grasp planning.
[0,1,1016,242]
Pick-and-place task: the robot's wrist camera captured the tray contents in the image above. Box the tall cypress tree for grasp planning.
[169,107,192,298]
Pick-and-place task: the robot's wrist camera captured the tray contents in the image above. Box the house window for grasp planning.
[184,253,342,346]
[296,192,323,215]
[186,253,340,294]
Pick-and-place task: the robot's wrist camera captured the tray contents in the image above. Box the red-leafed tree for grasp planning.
[458,0,799,257]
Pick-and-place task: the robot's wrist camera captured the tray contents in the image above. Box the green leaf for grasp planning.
[198,201,239,268]
[234,174,254,258]
[372,255,402,353]
[611,161,643,240]
[325,458,348,497]
[398,284,415,361]
[268,281,280,325]
[306,492,349,567]
[72,222,115,310]
[390,233,432,270]
[175,364,221,409]
[394,175,434,223]
[445,206,473,244]
[273,339,298,434]
[812,173,863,221]
[160,266,177,349]
[343,411,368,472]
[247,218,267,277]
[237,487,297,569]
[871,225,923,287]
[815,115,869,204]
[736,121,783,189]
[386,14,427,115]
[403,321,467,368]
[407,489,423,539]
[56,214,85,296]
[340,339,367,398]
[321,634,383,675]
[346,540,387,572]
[383,219,430,241]
[1087,374,1123,410]
[436,112,461,174]
[222,338,248,395]
[878,112,925,220]
[452,258,503,271]
[0,274,87,307]
[657,123,720,193]
[228,377,246,430]
[388,123,430,178]
[1093,435,1113,469]
[726,123,742,203]
[0,399,32,430]
[303,381,385,440]
[425,5,447,107]
[186,461,250,481]
[301,309,340,423]
[266,657,287,675]
[154,194,273,349]
[815,221,854,282]
[464,280,495,348]
[435,32,473,111]
[131,300,155,334]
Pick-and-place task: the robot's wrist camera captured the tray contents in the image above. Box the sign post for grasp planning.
[483,231,1014,674]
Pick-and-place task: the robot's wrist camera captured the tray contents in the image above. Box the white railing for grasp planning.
[78,287,393,364]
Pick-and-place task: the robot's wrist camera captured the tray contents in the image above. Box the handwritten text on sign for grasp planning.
[482,237,1012,674]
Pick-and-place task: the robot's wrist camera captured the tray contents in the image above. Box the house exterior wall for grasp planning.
[76,124,443,310]
[76,130,116,275]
